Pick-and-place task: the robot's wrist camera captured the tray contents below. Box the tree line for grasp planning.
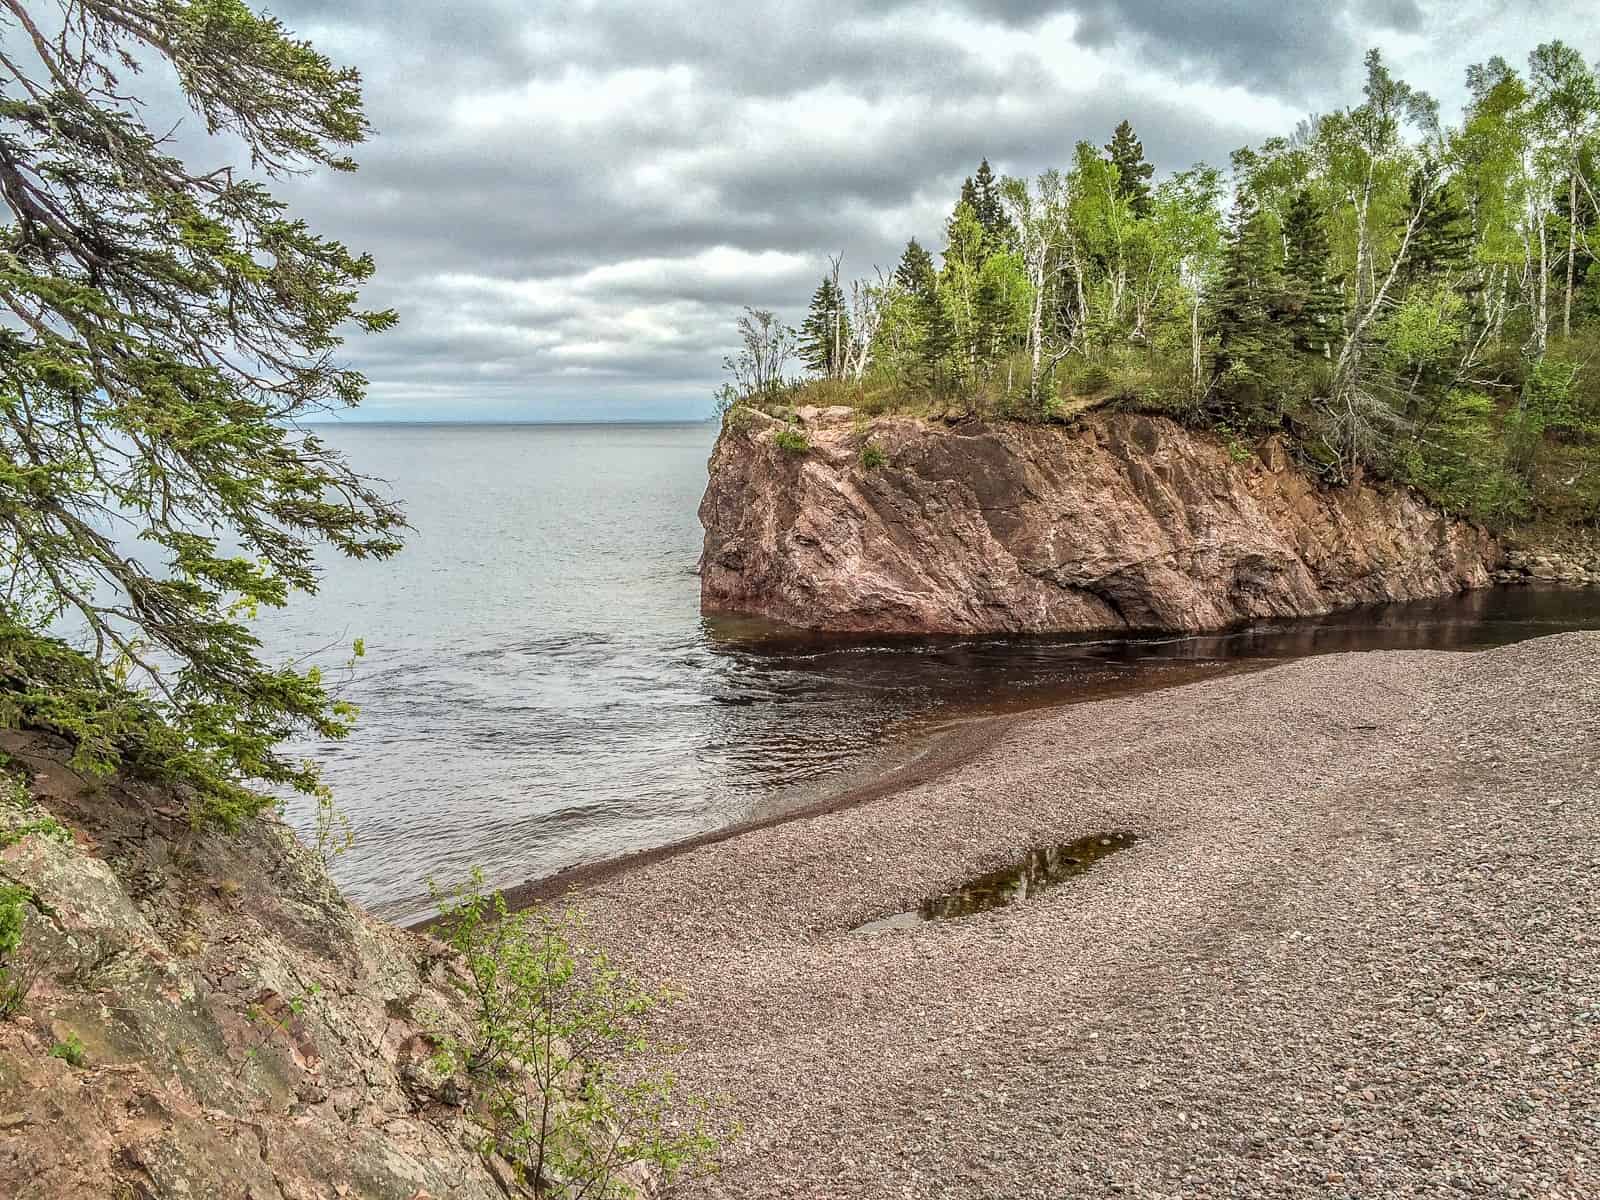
[725,45,1600,530]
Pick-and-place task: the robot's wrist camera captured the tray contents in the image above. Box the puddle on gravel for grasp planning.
[854,831,1137,933]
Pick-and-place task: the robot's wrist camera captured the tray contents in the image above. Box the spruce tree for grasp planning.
[959,175,981,220]
[972,158,1016,253]
[1210,191,1288,424]
[919,290,957,389]
[1105,120,1156,218]
[1404,173,1474,285]
[1281,189,1344,356]
[894,238,937,293]
[0,0,403,822]
[892,237,952,387]
[799,276,851,377]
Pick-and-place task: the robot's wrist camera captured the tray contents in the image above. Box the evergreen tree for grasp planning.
[0,0,403,822]
[799,275,851,377]
[919,289,957,388]
[1404,173,1474,285]
[892,237,953,387]
[1210,191,1288,424]
[972,158,1016,252]
[959,174,981,217]
[1105,120,1156,218]
[894,238,937,293]
[1281,189,1344,355]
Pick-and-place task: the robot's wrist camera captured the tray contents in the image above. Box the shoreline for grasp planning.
[414,657,1271,927]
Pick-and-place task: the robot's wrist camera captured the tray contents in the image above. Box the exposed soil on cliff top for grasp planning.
[564,632,1599,1199]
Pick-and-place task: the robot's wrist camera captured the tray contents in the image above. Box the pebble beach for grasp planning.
[569,632,1600,1198]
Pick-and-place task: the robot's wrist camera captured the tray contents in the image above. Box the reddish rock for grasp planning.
[699,407,1499,634]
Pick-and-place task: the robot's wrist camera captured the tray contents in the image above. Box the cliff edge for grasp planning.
[699,406,1500,634]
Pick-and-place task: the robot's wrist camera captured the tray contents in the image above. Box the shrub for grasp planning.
[773,428,810,455]
[49,1033,86,1068]
[1064,359,1114,396]
[429,875,719,1198]
[860,443,887,470]
[0,884,31,1019]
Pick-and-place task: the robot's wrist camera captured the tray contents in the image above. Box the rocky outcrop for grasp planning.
[699,406,1501,634]
[0,729,507,1199]
[1494,542,1600,587]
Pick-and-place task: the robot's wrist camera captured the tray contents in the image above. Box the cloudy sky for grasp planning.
[255,0,1593,421]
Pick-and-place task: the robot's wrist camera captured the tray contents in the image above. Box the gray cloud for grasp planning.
[228,1,1596,419]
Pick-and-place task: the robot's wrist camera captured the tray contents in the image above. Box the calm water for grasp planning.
[258,423,1600,923]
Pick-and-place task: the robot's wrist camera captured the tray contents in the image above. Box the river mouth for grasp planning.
[854,832,1138,933]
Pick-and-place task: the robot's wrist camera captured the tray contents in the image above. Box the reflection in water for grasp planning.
[855,832,1139,933]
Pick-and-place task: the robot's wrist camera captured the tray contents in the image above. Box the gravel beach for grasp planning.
[573,632,1599,1199]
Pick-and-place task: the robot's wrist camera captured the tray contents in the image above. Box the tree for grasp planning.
[799,266,850,378]
[0,0,403,824]
[940,200,989,377]
[894,238,936,293]
[1455,56,1532,344]
[432,876,717,1196]
[890,238,951,388]
[1001,171,1071,407]
[1320,50,1443,476]
[972,158,1015,253]
[1403,173,1473,285]
[1528,40,1600,339]
[1066,140,1138,342]
[1105,120,1156,218]
[1147,166,1226,394]
[1281,189,1344,355]
[1209,190,1288,424]
[721,307,796,400]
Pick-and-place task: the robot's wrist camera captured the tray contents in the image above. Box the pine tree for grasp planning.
[959,175,981,221]
[919,289,957,388]
[1404,173,1474,285]
[1210,191,1288,424]
[972,158,1016,252]
[894,238,936,293]
[1104,120,1156,218]
[891,238,953,387]
[799,275,851,377]
[1281,189,1344,356]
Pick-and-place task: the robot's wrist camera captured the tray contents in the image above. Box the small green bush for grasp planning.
[0,883,35,1020]
[859,443,887,470]
[429,874,719,1197]
[50,1033,86,1068]
[773,428,810,455]
[1065,360,1114,396]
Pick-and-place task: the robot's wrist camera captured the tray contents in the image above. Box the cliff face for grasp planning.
[0,729,507,1200]
[699,406,1500,634]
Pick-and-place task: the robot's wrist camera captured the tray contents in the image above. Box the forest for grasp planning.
[722,45,1600,532]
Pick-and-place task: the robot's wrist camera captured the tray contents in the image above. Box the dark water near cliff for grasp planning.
[260,423,1600,924]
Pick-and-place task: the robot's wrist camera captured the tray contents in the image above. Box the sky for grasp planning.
[246,0,1597,422]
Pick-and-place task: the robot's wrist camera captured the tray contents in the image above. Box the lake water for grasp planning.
[261,422,1600,924]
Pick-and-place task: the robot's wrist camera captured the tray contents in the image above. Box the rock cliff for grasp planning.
[0,729,507,1199]
[699,406,1500,634]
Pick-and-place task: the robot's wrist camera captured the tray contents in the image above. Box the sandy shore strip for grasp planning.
[563,632,1598,1199]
